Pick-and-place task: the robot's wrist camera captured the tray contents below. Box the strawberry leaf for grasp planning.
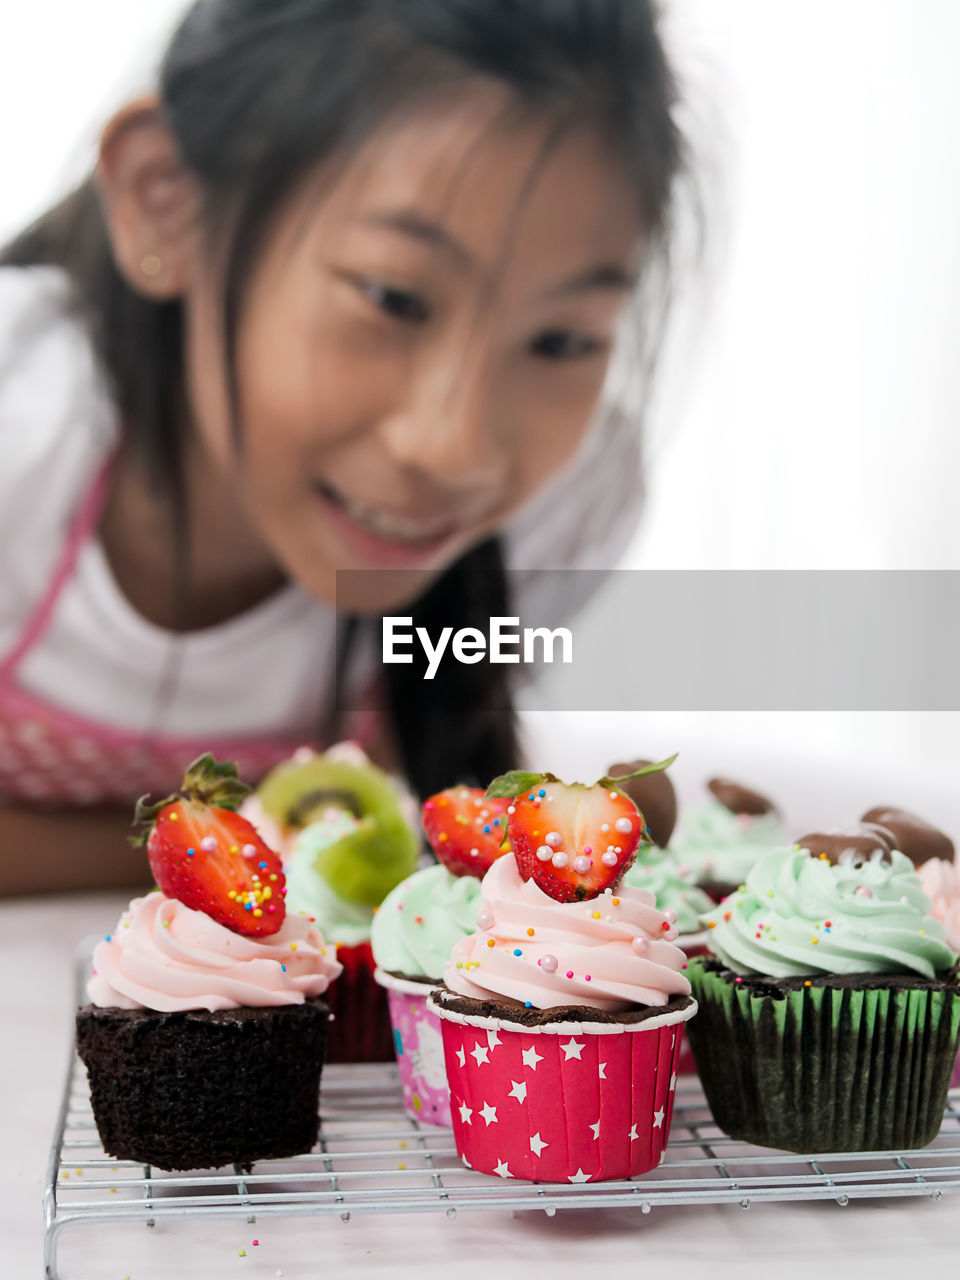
[598,753,677,791]
[485,770,559,800]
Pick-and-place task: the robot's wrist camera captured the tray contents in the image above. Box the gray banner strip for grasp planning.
[337,569,960,711]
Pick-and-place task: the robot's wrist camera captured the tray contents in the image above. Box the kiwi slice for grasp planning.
[258,758,419,906]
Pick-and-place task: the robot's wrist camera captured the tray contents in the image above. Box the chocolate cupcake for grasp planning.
[77,756,342,1171]
[686,842,960,1153]
[79,891,342,1170]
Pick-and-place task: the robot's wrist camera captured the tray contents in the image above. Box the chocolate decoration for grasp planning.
[707,777,777,817]
[861,806,955,867]
[794,823,897,865]
[607,759,678,848]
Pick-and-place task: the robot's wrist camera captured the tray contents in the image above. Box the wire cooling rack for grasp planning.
[44,952,960,1280]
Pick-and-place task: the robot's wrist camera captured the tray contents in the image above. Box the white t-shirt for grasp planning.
[0,266,643,736]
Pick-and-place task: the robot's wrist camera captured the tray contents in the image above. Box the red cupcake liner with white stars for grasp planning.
[428,995,696,1183]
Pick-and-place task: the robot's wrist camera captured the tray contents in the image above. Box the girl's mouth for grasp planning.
[314,480,463,566]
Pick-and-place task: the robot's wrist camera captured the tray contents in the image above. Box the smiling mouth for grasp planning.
[315,481,461,547]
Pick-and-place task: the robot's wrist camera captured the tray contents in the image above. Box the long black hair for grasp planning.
[0,0,684,799]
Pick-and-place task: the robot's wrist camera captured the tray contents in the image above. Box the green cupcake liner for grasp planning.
[685,958,960,1153]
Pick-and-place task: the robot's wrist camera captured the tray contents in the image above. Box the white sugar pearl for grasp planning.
[477,906,495,930]
[601,850,619,867]
[551,851,570,869]
[507,805,516,815]
[573,855,592,873]
[541,954,559,974]
[601,823,610,832]
[615,817,633,834]
[545,831,563,847]
[536,845,553,861]
[664,908,678,924]
[664,925,679,942]
[632,935,649,955]
[241,843,257,857]
[200,836,217,852]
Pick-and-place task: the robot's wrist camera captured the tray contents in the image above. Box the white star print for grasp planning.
[529,1132,548,1156]
[479,1102,498,1126]
[653,1107,665,1129]
[629,1123,638,1141]
[459,1102,473,1125]
[598,1062,607,1079]
[521,1044,543,1071]
[486,1029,502,1051]
[669,1073,677,1090]
[455,1047,466,1068]
[560,1038,585,1061]
[589,1120,601,1140]
[568,1169,592,1183]
[470,1042,490,1067]
[508,1080,528,1103]
[493,1159,513,1178]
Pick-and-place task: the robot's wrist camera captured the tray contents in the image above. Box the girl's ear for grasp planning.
[96,94,203,300]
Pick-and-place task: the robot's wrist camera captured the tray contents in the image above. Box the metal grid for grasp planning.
[45,961,960,1279]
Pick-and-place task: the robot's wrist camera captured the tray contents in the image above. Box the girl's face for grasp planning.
[184,86,644,612]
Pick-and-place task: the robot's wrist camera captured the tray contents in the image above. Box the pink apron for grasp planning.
[0,461,375,807]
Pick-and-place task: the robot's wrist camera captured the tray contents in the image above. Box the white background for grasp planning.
[2,0,959,773]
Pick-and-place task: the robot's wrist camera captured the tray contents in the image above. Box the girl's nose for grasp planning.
[377,352,511,493]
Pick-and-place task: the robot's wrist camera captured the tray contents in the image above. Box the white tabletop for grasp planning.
[5,891,959,1280]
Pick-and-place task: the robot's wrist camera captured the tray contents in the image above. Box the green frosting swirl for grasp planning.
[371,864,483,980]
[671,802,785,887]
[621,847,714,935]
[284,812,375,946]
[702,846,957,979]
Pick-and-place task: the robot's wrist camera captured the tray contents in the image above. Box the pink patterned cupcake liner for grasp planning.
[375,970,451,1126]
[429,995,696,1182]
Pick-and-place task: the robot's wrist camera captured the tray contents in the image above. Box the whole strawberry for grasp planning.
[422,786,510,878]
[132,754,286,937]
[486,757,676,902]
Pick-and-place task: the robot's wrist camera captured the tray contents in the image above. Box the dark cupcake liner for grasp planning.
[323,941,395,1063]
[76,998,330,1171]
[685,957,960,1153]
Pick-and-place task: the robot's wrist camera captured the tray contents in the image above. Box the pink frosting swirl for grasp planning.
[919,857,960,953]
[87,892,343,1012]
[444,854,691,1012]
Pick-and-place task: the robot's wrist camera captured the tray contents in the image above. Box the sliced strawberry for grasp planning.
[486,759,675,902]
[422,786,511,879]
[132,754,286,937]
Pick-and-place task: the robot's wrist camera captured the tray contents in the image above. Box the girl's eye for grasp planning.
[529,329,604,361]
[355,278,429,324]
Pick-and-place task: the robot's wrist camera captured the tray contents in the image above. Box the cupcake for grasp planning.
[371,786,509,1124]
[686,826,960,1153]
[670,776,785,900]
[76,755,342,1171]
[248,744,420,1062]
[430,761,697,1183]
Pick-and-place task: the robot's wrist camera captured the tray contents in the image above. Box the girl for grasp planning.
[0,0,684,894]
